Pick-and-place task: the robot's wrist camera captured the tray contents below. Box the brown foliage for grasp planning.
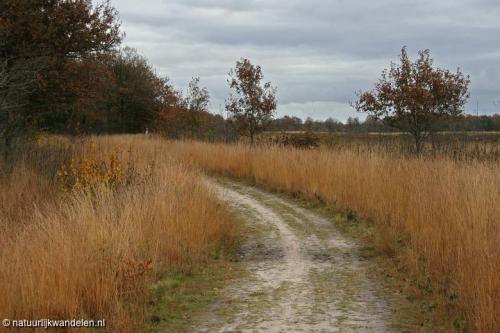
[270,132,320,149]
[353,47,470,153]
[184,77,211,138]
[0,0,120,59]
[0,0,121,137]
[226,59,277,145]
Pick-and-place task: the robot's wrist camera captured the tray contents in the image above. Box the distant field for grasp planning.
[259,131,500,161]
[266,131,500,136]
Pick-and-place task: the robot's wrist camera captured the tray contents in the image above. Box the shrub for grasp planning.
[271,132,320,149]
[56,144,136,193]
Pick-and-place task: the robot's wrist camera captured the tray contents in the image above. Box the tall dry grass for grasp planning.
[260,131,500,162]
[167,141,500,332]
[0,135,236,332]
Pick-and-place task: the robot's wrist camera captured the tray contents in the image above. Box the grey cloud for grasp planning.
[109,0,500,120]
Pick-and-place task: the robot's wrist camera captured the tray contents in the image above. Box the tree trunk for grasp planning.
[2,133,14,173]
[413,132,423,155]
[248,115,255,146]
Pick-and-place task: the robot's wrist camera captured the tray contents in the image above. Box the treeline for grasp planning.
[2,0,499,156]
[0,0,237,157]
[268,114,500,133]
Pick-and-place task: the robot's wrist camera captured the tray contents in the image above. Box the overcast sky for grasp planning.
[109,0,500,122]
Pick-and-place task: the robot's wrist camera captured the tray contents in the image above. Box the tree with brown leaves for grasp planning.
[353,47,470,154]
[184,77,210,139]
[0,0,121,151]
[226,59,277,145]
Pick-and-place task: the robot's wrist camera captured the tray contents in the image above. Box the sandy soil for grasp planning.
[189,179,425,333]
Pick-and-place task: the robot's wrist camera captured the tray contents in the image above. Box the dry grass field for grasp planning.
[260,131,500,161]
[0,135,236,332]
[167,140,500,333]
[1,134,498,332]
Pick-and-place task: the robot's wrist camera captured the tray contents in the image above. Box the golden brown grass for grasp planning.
[166,141,500,332]
[260,131,500,162]
[0,135,236,332]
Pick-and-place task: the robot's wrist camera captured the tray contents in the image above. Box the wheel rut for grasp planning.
[189,179,424,333]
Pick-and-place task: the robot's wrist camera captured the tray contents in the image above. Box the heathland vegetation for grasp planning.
[1,1,499,332]
[0,135,236,332]
[166,141,499,332]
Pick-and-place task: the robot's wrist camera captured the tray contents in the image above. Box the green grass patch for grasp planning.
[147,261,240,333]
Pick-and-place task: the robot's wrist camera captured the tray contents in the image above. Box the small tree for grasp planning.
[226,59,277,145]
[346,117,361,132]
[184,77,210,139]
[108,47,167,133]
[353,47,470,153]
[324,118,342,132]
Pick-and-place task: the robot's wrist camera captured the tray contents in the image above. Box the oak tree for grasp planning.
[108,47,168,133]
[184,77,210,138]
[0,0,121,150]
[353,47,470,153]
[226,59,277,145]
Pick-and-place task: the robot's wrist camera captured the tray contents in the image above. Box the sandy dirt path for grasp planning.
[189,179,424,332]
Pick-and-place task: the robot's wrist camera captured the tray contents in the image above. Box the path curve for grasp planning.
[190,179,423,333]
